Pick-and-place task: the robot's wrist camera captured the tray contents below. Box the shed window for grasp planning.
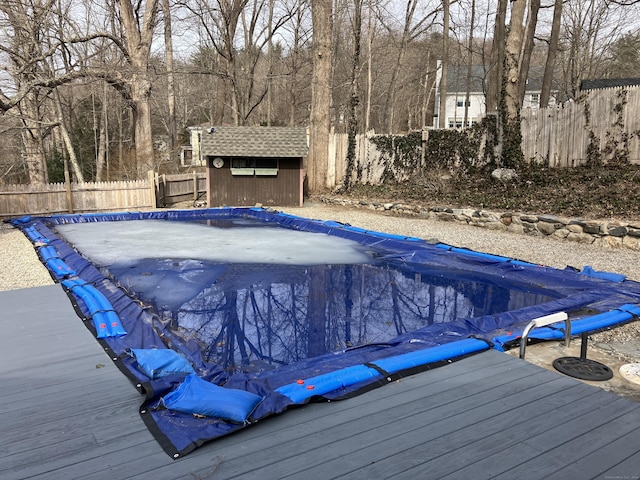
[231,158,278,176]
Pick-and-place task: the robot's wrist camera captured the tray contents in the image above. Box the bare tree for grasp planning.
[504,0,527,120]
[0,1,67,183]
[438,0,449,128]
[161,0,177,148]
[381,0,440,132]
[306,0,333,193]
[540,0,562,108]
[343,0,363,190]
[283,0,312,127]
[516,0,541,106]
[115,0,160,174]
[363,1,377,133]
[463,0,476,127]
[181,0,294,126]
[486,0,507,114]
[559,0,625,100]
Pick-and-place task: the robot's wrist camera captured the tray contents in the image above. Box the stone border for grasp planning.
[318,196,640,251]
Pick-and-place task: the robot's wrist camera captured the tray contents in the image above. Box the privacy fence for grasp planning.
[330,85,640,188]
[0,171,206,219]
[521,86,640,166]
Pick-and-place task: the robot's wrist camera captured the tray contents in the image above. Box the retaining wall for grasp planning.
[318,196,640,251]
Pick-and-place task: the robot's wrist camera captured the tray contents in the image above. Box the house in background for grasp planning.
[188,126,308,207]
[433,62,556,129]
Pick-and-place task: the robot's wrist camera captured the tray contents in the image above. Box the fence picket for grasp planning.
[521,85,640,166]
[0,173,207,218]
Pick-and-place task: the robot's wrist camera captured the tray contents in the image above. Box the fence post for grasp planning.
[193,170,198,201]
[64,170,74,214]
[147,170,157,208]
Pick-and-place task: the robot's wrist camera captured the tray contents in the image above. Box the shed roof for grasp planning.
[200,126,308,158]
[580,78,640,90]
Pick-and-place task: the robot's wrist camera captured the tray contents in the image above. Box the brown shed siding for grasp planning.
[208,157,302,207]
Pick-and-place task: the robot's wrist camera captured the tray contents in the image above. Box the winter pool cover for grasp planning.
[9,207,640,458]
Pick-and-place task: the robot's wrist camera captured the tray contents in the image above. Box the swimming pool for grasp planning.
[10,207,640,458]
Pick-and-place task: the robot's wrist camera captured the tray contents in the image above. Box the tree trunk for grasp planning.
[117,0,159,177]
[464,0,476,127]
[307,0,333,193]
[517,0,541,106]
[541,0,562,108]
[131,74,156,175]
[504,0,527,120]
[486,0,508,114]
[96,84,109,181]
[344,0,362,190]
[161,0,176,149]
[384,0,418,132]
[20,91,48,184]
[54,90,84,182]
[364,6,375,133]
[266,0,275,126]
[438,0,449,128]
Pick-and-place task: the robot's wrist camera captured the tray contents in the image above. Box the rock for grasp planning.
[553,228,570,239]
[623,235,640,250]
[603,236,624,248]
[491,168,518,182]
[538,214,570,225]
[583,221,603,234]
[607,224,628,237]
[537,221,560,235]
[507,223,525,234]
[567,232,595,244]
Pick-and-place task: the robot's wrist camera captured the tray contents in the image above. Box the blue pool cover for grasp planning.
[8,207,640,458]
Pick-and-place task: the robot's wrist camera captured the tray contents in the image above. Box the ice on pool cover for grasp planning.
[55,219,372,266]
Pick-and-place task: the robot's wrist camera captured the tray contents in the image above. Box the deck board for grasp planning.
[1,284,639,480]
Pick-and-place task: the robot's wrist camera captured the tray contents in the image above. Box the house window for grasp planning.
[530,93,540,108]
[448,118,475,129]
[456,99,471,108]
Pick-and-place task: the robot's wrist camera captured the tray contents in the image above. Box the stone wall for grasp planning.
[318,196,640,251]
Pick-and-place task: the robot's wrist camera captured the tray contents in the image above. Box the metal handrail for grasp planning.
[519,312,570,360]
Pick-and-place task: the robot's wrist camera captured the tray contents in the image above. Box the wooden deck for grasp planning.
[1,284,639,480]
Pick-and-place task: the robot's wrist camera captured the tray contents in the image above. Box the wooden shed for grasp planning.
[200,126,308,207]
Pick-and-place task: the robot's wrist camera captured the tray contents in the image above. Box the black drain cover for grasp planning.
[553,356,613,381]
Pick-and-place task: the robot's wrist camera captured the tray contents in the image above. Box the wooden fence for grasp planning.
[0,171,207,219]
[155,172,207,207]
[328,132,386,187]
[521,86,640,166]
[327,85,640,190]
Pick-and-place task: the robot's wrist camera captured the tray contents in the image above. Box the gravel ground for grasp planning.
[1,202,638,396]
[0,222,54,291]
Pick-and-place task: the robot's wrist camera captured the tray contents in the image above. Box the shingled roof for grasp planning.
[444,65,549,93]
[580,78,640,90]
[200,126,308,158]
